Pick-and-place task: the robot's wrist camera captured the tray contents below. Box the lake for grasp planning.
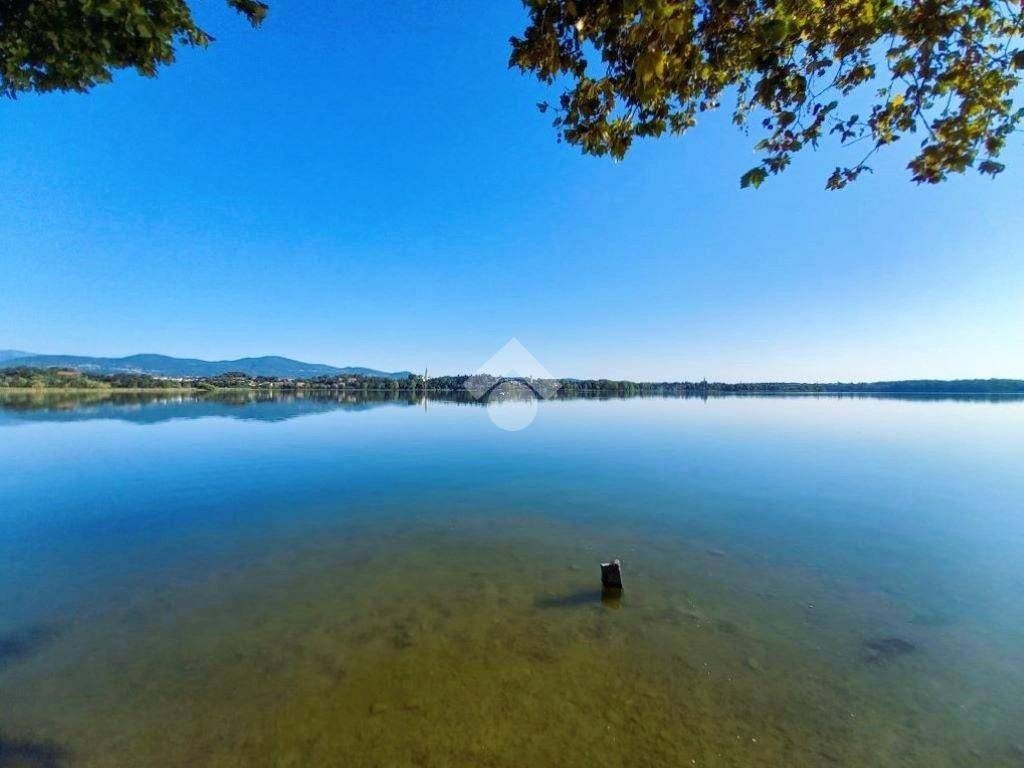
[1,391,1023,767]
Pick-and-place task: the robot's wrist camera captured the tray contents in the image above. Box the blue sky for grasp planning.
[2,0,1021,381]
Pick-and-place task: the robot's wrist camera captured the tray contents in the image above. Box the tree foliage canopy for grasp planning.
[510,0,1024,187]
[0,0,267,97]
[4,1,1021,189]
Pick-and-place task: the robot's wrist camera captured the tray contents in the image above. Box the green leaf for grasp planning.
[740,167,767,189]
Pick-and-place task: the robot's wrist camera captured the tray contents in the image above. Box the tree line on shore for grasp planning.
[0,367,428,392]
[2,366,1023,396]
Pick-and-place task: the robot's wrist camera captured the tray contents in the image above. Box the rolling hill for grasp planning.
[0,353,413,380]
[0,350,34,363]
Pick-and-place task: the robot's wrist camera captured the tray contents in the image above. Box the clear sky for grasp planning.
[2,1,1021,381]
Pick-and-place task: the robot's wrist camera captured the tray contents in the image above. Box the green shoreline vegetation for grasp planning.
[2,366,1023,396]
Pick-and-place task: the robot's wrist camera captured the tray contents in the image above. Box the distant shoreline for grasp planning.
[3,366,1024,396]
[0,387,202,393]
[3,386,1023,397]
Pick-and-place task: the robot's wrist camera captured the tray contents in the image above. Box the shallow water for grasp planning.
[1,392,1023,767]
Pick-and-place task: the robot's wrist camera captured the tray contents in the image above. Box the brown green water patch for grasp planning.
[2,515,1021,768]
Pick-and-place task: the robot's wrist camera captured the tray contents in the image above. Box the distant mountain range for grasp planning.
[0,353,413,380]
[0,350,34,363]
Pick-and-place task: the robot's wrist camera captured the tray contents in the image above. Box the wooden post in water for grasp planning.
[601,559,623,590]
[601,559,623,607]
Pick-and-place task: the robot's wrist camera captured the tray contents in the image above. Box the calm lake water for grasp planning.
[2,391,1023,767]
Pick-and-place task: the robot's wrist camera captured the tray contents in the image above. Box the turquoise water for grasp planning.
[1,392,1023,766]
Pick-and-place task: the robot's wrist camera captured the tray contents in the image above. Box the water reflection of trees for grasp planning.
[0,390,425,425]
[1,389,1021,425]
